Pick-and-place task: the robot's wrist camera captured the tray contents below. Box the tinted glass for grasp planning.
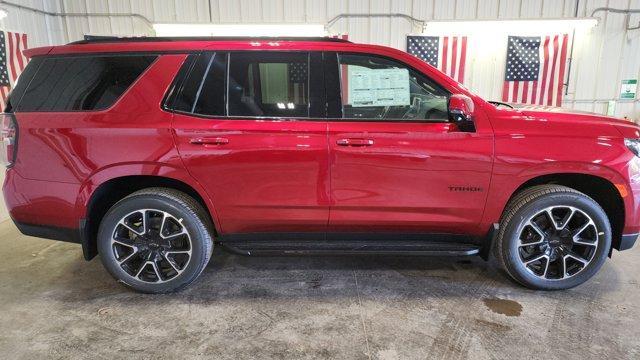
[193,53,227,116]
[4,57,43,112]
[228,52,309,117]
[164,54,197,112]
[18,55,156,112]
[337,54,449,121]
[173,53,212,113]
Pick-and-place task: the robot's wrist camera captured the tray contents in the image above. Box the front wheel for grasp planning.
[98,188,213,293]
[496,185,611,290]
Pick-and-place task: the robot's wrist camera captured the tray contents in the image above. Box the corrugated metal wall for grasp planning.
[1,0,640,119]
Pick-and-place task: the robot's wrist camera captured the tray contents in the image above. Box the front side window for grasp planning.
[228,52,309,118]
[338,54,449,121]
[17,55,156,112]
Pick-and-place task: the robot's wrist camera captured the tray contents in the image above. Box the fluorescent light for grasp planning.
[153,23,326,37]
[424,18,598,36]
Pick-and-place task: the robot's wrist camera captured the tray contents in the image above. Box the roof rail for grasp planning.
[70,35,351,45]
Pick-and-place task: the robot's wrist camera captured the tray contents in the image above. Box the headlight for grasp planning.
[625,138,640,157]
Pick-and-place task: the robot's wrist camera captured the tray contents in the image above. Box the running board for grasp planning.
[219,239,481,257]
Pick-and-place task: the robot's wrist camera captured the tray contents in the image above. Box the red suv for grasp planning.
[2,36,638,293]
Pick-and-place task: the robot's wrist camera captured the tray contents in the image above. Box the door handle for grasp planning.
[189,137,229,145]
[336,138,374,147]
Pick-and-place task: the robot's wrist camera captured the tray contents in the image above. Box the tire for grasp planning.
[496,185,611,290]
[98,188,213,293]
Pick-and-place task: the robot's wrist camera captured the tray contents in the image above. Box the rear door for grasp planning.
[171,51,329,234]
[326,52,493,235]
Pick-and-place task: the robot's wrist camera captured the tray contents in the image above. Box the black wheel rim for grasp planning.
[110,209,192,283]
[517,206,598,280]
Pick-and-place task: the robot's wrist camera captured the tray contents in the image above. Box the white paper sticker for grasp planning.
[348,68,410,107]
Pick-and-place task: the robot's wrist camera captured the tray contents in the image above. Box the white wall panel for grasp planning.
[498,0,521,18]
[433,0,454,19]
[217,0,241,22]
[369,0,391,46]
[306,0,327,23]
[109,0,135,35]
[389,0,413,49]
[476,0,500,19]
[347,0,370,43]
[456,0,478,19]
[261,0,283,22]
[241,0,263,22]
[86,0,111,35]
[0,0,639,121]
[283,0,306,22]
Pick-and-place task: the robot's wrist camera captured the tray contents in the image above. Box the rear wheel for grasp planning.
[98,188,213,293]
[496,185,611,290]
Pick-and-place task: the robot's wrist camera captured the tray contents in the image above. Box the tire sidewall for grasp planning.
[98,195,210,293]
[503,192,611,290]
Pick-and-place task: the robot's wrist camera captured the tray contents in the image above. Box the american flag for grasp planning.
[0,31,29,110]
[406,35,467,83]
[502,35,568,106]
[288,61,308,103]
[288,61,307,83]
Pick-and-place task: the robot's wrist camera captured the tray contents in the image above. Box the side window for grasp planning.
[337,54,449,121]
[5,57,43,112]
[194,53,227,116]
[228,52,309,117]
[18,55,156,111]
[173,52,227,116]
[173,53,210,113]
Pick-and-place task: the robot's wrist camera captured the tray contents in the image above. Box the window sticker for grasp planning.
[348,67,410,107]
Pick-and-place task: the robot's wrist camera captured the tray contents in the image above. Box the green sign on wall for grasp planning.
[621,79,637,99]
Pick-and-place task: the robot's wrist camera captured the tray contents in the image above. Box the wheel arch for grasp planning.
[76,167,221,260]
[504,173,625,252]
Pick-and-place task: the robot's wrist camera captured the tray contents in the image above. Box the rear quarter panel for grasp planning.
[6,54,219,229]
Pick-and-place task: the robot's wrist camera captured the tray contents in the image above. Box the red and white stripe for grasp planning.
[437,36,467,83]
[0,31,29,110]
[502,34,568,107]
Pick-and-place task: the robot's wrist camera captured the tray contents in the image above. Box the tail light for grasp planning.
[0,113,17,167]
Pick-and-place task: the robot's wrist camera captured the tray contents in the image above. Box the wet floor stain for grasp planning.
[482,297,523,317]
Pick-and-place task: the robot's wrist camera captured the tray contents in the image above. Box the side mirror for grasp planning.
[448,94,476,132]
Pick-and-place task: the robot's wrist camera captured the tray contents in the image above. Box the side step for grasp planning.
[219,239,480,257]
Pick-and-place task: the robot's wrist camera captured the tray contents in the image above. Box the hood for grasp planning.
[497,103,640,138]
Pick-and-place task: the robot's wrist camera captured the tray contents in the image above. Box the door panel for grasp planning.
[171,51,330,234]
[328,121,492,234]
[327,52,493,234]
[174,116,329,233]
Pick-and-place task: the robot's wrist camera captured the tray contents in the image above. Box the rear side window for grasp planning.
[172,52,227,116]
[168,51,312,118]
[228,52,309,117]
[4,57,44,112]
[17,55,156,112]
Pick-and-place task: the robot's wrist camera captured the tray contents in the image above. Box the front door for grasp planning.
[327,53,493,235]
[171,51,329,234]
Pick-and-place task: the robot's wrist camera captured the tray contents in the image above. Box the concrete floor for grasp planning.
[0,220,639,360]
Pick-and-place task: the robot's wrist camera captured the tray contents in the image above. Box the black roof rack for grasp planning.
[70,35,351,45]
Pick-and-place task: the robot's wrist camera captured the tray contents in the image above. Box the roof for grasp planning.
[70,35,351,45]
[24,36,355,58]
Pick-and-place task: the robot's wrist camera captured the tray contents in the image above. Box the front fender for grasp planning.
[480,161,629,230]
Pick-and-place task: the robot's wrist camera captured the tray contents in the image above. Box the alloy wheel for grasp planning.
[518,206,598,280]
[110,209,192,283]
